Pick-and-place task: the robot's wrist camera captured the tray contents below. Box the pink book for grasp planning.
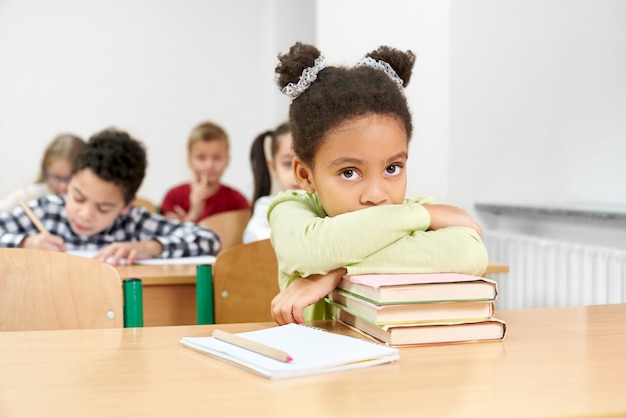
[337,273,498,305]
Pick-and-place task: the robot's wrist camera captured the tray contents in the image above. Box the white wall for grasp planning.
[449,0,626,216]
[0,0,314,205]
[2,0,625,227]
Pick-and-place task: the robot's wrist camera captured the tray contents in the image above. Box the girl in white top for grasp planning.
[0,133,85,213]
[243,122,299,243]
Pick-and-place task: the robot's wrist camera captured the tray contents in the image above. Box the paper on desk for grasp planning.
[67,250,215,265]
[181,323,399,380]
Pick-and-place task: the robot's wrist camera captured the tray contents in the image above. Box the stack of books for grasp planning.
[327,272,506,347]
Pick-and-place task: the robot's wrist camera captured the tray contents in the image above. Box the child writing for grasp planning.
[0,128,221,264]
[0,133,85,213]
[243,122,299,243]
[160,121,250,223]
[269,42,488,324]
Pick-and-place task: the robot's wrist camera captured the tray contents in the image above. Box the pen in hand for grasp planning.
[212,329,294,363]
[16,197,66,252]
[17,197,48,234]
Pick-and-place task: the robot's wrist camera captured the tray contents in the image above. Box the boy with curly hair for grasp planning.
[0,128,220,264]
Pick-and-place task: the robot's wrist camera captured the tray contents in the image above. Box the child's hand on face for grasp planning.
[187,172,212,221]
[163,173,213,222]
[93,240,163,265]
[271,267,347,325]
[19,233,66,252]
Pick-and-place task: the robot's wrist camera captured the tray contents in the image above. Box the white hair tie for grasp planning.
[355,56,404,88]
[281,56,327,101]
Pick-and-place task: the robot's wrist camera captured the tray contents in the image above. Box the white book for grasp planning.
[67,250,215,265]
[181,323,399,380]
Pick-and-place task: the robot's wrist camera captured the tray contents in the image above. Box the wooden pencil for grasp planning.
[212,329,293,362]
[16,197,48,234]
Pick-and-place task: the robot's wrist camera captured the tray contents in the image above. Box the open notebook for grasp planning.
[181,323,399,380]
[67,250,216,265]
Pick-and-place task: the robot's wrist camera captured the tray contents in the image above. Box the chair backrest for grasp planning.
[198,208,252,253]
[132,196,156,213]
[0,248,125,331]
[212,239,279,323]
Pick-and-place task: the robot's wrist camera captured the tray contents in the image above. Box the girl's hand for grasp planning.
[19,233,66,252]
[423,204,483,236]
[93,240,163,265]
[271,268,346,325]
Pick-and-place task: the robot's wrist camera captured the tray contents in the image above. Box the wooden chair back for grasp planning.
[132,196,156,213]
[212,239,279,323]
[0,248,125,331]
[198,208,252,253]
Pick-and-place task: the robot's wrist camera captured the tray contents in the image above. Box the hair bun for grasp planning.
[275,42,322,90]
[366,46,416,87]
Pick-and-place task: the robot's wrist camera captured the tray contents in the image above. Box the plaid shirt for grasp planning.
[0,195,221,257]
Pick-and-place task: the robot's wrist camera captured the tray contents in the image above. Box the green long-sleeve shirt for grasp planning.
[268,190,488,320]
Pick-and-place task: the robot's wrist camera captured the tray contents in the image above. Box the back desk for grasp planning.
[115,263,198,326]
[0,304,624,417]
[116,263,510,326]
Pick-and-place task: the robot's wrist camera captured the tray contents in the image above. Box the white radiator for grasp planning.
[483,231,626,310]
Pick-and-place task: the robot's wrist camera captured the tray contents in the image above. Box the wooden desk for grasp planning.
[116,264,199,326]
[0,304,624,417]
[485,262,509,274]
[116,262,510,327]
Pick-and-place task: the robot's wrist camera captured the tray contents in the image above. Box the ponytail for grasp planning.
[250,131,273,204]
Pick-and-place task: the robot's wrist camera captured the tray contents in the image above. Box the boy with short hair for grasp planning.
[160,121,250,222]
[0,128,220,265]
